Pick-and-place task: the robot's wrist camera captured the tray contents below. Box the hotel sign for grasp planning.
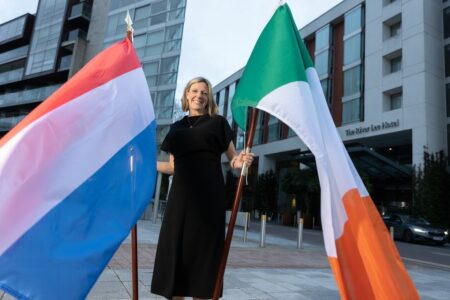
[345,119,399,137]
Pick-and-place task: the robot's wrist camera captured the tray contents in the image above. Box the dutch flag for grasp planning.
[0,38,157,299]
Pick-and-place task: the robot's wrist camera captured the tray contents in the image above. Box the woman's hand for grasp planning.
[231,151,254,169]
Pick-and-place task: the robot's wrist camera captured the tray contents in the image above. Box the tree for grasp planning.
[412,150,450,229]
[281,168,319,215]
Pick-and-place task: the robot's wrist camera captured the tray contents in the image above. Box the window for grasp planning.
[267,115,281,142]
[315,51,329,76]
[152,1,168,14]
[344,6,362,36]
[448,125,450,166]
[391,56,402,73]
[155,90,174,119]
[446,83,450,117]
[218,89,226,115]
[446,45,450,77]
[321,78,331,106]
[445,7,450,39]
[169,0,185,10]
[390,21,401,37]
[147,30,164,45]
[150,13,166,25]
[134,5,150,29]
[226,83,236,125]
[342,98,361,124]
[343,65,361,97]
[315,25,330,52]
[343,33,361,65]
[390,93,402,110]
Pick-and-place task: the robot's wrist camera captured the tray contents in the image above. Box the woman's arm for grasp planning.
[157,154,175,175]
[225,141,254,169]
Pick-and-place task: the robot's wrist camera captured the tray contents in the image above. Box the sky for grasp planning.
[0,0,342,105]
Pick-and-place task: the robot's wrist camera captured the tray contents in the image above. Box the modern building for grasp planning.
[0,0,92,137]
[214,0,449,210]
[0,0,186,152]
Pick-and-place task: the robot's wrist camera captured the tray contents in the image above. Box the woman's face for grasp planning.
[187,82,208,115]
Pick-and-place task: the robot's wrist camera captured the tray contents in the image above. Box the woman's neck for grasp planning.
[188,110,206,117]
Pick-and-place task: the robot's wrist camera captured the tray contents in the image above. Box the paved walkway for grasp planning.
[1,220,450,299]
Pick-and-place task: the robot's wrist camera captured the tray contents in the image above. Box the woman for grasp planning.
[151,77,253,300]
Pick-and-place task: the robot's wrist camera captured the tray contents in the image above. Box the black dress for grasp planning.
[151,114,234,299]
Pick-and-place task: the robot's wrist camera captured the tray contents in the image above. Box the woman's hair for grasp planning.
[181,77,218,116]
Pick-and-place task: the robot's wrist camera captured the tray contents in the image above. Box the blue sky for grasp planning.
[0,0,342,107]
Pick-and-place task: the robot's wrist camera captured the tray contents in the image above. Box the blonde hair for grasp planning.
[181,77,218,116]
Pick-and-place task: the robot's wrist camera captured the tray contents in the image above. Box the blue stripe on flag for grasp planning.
[0,120,157,300]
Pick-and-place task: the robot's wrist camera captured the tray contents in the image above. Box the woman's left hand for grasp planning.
[233,151,254,169]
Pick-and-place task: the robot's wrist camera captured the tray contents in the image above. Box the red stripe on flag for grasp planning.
[0,38,141,148]
[331,189,419,299]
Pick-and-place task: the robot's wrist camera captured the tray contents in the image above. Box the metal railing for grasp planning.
[0,84,61,108]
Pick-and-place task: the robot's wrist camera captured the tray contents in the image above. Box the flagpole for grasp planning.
[124,10,139,300]
[213,108,259,300]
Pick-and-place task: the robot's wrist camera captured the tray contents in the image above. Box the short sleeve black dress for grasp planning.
[151,114,234,299]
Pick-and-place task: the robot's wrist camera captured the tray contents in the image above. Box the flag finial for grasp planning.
[125,10,134,41]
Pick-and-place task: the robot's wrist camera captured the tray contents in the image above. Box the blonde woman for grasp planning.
[151,77,253,300]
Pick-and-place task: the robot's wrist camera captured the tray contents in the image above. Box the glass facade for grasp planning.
[0,16,26,43]
[25,0,67,76]
[0,45,29,65]
[342,5,364,124]
[267,114,281,143]
[343,65,361,97]
[0,68,24,85]
[0,84,60,108]
[342,98,361,124]
[104,0,186,124]
[343,33,361,65]
[315,25,332,106]
[226,83,236,125]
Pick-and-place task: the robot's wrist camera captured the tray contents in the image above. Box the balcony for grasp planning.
[61,29,87,50]
[0,115,26,132]
[58,55,72,71]
[0,14,34,52]
[67,2,92,29]
[0,84,60,108]
[0,45,29,66]
[0,67,24,85]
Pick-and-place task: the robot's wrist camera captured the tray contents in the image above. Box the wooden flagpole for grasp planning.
[213,108,259,300]
[125,10,139,300]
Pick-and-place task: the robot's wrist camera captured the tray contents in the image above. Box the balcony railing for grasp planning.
[0,84,61,108]
[59,55,72,70]
[0,45,29,65]
[0,67,24,85]
[0,115,26,131]
[63,29,87,43]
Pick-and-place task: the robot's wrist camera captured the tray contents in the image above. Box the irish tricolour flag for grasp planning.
[0,39,156,299]
[232,4,419,299]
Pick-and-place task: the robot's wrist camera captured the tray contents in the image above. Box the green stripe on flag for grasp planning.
[231,4,313,130]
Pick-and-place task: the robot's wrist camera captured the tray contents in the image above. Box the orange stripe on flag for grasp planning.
[331,189,419,299]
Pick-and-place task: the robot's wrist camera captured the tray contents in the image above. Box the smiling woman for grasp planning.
[151,77,254,300]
